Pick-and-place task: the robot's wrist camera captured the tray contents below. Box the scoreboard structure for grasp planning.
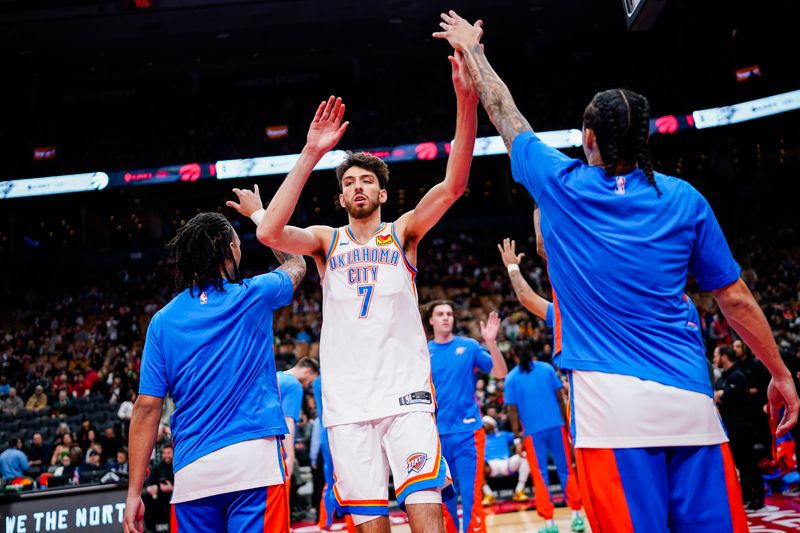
[623,0,668,30]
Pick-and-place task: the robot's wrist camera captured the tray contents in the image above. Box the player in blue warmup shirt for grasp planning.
[425,300,507,533]
[435,12,798,532]
[277,357,320,481]
[124,212,306,533]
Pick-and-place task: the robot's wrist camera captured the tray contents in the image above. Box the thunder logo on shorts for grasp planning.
[406,453,428,474]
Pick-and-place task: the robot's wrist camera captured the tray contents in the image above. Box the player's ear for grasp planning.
[379,189,387,204]
[339,193,346,208]
[583,127,597,152]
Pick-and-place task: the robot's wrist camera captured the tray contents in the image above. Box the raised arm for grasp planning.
[227,96,347,258]
[713,278,799,436]
[480,311,508,378]
[498,238,549,320]
[395,51,478,248]
[433,10,532,154]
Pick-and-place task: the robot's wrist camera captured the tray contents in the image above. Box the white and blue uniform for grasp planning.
[321,223,452,516]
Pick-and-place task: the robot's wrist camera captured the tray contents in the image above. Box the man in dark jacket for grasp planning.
[715,344,764,510]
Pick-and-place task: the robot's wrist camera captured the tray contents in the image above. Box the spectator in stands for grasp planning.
[77,419,94,450]
[27,433,51,474]
[51,389,77,417]
[733,339,771,451]
[0,375,9,396]
[0,437,29,481]
[108,375,127,405]
[52,372,69,392]
[117,392,136,439]
[144,444,174,528]
[2,387,24,417]
[52,455,75,478]
[51,433,74,466]
[25,385,48,413]
[77,449,103,481]
[70,374,89,398]
[86,442,103,463]
[714,344,764,510]
[99,426,121,462]
[109,448,129,474]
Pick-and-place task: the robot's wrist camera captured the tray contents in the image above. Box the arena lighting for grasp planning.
[692,89,800,129]
[1,89,799,199]
[0,172,108,199]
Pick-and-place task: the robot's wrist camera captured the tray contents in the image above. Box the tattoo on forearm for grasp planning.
[465,44,532,153]
[509,269,532,300]
[273,249,307,288]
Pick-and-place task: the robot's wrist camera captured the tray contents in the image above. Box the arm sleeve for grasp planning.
[139,314,168,398]
[688,190,741,291]
[471,340,494,374]
[510,131,583,204]
[280,379,304,422]
[251,270,295,310]
[545,303,554,328]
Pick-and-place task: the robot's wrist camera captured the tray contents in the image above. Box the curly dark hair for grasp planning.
[167,212,241,297]
[421,299,456,337]
[335,152,390,191]
[582,89,661,195]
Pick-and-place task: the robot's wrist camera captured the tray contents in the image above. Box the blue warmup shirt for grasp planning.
[429,336,493,435]
[140,271,294,472]
[484,431,515,461]
[511,132,740,396]
[277,371,303,422]
[0,448,29,479]
[504,362,564,435]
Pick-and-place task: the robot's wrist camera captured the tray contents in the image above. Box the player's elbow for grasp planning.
[713,278,753,313]
[256,225,280,247]
[492,367,508,380]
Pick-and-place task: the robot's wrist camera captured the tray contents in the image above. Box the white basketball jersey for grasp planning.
[320,222,434,427]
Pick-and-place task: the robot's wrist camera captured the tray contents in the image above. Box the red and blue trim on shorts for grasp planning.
[394,438,455,510]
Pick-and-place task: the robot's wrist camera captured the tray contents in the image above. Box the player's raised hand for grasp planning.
[498,238,525,267]
[449,50,478,103]
[480,311,501,344]
[226,185,263,217]
[432,10,483,53]
[306,95,349,156]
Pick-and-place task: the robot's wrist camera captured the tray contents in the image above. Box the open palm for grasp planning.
[307,95,349,154]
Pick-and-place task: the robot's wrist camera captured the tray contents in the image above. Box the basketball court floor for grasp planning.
[291,495,800,532]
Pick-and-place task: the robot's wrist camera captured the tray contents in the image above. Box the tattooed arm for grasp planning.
[497,238,549,320]
[272,249,307,290]
[433,10,531,154]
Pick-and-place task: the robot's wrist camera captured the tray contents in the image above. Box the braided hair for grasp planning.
[582,89,661,195]
[513,339,534,373]
[167,212,241,297]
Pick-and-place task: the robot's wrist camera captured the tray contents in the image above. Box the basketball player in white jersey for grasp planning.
[227,52,478,533]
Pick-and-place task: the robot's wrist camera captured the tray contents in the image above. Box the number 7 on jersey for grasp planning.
[357,284,374,319]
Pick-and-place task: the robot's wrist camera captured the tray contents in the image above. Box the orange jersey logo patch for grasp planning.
[376,234,394,247]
